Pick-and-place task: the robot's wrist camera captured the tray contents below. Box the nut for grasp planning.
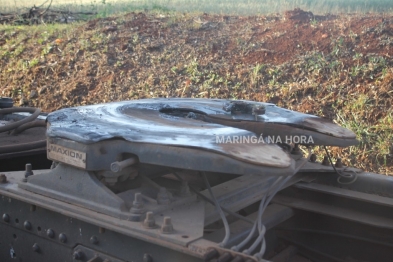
[143,212,156,229]
[160,216,173,234]
[322,156,330,166]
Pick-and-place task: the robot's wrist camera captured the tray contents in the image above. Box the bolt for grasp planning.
[24,163,34,178]
[203,248,219,261]
[179,181,191,197]
[161,216,174,234]
[73,250,84,260]
[230,256,245,262]
[143,212,156,229]
[47,228,55,238]
[335,158,343,168]
[90,236,99,245]
[130,193,145,222]
[143,253,153,262]
[59,233,67,243]
[217,252,233,262]
[32,243,40,253]
[0,174,7,183]
[133,193,143,208]
[157,187,171,205]
[322,156,330,166]
[310,154,317,163]
[24,221,32,230]
[2,214,10,223]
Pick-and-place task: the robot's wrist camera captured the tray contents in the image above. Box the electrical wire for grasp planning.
[12,120,46,135]
[0,107,46,153]
[251,149,312,260]
[201,171,231,248]
[177,148,311,256]
[231,176,284,252]
[323,146,358,185]
[0,107,41,133]
[172,171,254,224]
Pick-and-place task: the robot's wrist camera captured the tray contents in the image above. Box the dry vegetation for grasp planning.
[0,9,393,174]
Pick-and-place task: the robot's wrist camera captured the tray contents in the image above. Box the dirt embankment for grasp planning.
[1,9,393,173]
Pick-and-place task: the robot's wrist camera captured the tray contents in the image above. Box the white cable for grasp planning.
[201,172,231,247]
[231,176,284,252]
[253,148,312,259]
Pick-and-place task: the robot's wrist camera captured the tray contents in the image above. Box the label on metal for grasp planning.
[47,143,86,168]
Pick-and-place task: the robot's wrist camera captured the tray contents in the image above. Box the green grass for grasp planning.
[1,2,393,174]
[1,0,393,16]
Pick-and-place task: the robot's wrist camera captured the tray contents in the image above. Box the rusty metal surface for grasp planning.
[47,137,295,175]
[46,99,357,168]
[204,204,294,247]
[0,169,260,262]
[0,169,203,248]
[273,182,393,229]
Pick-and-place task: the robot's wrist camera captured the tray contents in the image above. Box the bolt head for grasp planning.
[143,253,153,262]
[2,214,10,223]
[24,221,32,230]
[32,243,40,252]
[90,236,99,245]
[47,229,55,238]
[73,250,84,260]
[59,233,67,243]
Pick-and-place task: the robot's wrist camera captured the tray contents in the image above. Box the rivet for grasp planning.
[90,236,99,245]
[59,233,67,243]
[47,228,55,238]
[2,213,10,223]
[143,253,153,262]
[24,221,32,230]
[73,250,84,260]
[32,243,40,252]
